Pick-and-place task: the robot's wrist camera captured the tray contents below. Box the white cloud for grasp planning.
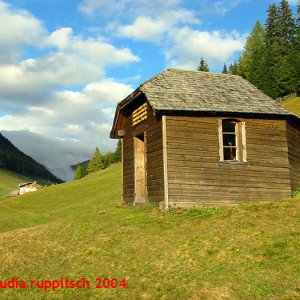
[0,1,139,180]
[117,9,199,42]
[102,0,243,70]
[45,27,72,49]
[0,1,136,181]
[0,54,99,106]
[119,16,166,42]
[166,27,245,70]
[0,27,139,107]
[45,28,139,65]
[0,78,133,180]
[0,1,45,63]
[0,79,133,136]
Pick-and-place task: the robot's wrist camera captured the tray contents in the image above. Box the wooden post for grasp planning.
[121,138,124,203]
[162,115,169,209]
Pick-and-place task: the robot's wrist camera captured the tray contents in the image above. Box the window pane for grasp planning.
[222,120,236,133]
[223,147,237,161]
[223,134,236,147]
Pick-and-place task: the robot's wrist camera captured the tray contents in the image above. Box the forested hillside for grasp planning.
[225,0,299,99]
[0,132,62,183]
[72,140,122,180]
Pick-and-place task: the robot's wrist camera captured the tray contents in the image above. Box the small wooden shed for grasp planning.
[110,68,300,208]
[19,181,42,195]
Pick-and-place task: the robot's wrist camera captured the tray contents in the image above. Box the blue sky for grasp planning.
[0,0,299,180]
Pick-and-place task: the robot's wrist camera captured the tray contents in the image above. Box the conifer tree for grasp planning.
[278,0,297,46]
[114,139,122,162]
[74,164,83,180]
[228,61,240,75]
[239,21,266,81]
[197,57,209,72]
[103,152,115,168]
[266,3,280,45]
[222,64,228,74]
[257,0,298,98]
[295,5,300,94]
[87,147,104,173]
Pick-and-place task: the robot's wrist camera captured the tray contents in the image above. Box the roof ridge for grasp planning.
[139,68,170,88]
[165,68,242,78]
[139,68,246,91]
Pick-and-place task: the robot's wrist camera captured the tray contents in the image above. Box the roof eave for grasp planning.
[154,109,296,120]
[110,89,143,139]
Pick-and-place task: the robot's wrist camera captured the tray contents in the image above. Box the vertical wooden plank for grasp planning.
[162,115,169,209]
[144,132,148,202]
[241,121,247,162]
[134,136,146,204]
[218,118,223,161]
[121,138,124,203]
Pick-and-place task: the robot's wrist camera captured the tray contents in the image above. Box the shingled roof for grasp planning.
[111,68,297,138]
[129,68,293,115]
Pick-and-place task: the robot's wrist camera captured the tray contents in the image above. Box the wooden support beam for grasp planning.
[118,130,125,137]
[162,115,169,209]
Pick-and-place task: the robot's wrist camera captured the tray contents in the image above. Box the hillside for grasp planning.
[0,169,54,199]
[0,132,62,183]
[280,96,300,117]
[0,164,299,299]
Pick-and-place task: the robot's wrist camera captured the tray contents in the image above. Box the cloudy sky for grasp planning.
[0,0,299,180]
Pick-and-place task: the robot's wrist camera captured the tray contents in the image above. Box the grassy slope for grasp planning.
[0,169,53,199]
[0,169,37,199]
[281,96,300,116]
[0,164,299,299]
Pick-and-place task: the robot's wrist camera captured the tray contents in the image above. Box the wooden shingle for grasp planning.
[120,68,293,116]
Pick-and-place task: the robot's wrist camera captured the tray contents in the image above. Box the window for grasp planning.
[219,119,246,162]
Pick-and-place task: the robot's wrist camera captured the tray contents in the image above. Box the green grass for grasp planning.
[281,96,300,116]
[0,163,299,299]
[0,169,53,200]
[0,169,34,199]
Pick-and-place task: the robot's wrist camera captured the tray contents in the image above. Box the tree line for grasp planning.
[198,0,299,99]
[74,140,122,180]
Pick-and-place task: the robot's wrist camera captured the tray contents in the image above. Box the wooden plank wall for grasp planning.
[286,122,300,192]
[166,116,291,207]
[122,101,164,204]
[122,119,134,203]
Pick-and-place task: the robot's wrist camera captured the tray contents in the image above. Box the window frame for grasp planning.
[218,118,247,163]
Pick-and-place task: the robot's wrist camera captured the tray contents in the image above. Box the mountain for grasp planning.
[0,132,63,183]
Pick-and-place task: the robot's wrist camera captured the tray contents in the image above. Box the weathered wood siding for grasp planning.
[122,101,164,204]
[165,116,291,207]
[286,122,300,192]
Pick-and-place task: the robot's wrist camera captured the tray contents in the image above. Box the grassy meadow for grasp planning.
[0,169,54,200]
[0,163,299,299]
[0,169,34,199]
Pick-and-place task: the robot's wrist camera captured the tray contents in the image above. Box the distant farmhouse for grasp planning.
[110,68,300,208]
[19,182,42,195]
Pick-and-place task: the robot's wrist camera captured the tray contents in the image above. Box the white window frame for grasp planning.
[218,118,247,162]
